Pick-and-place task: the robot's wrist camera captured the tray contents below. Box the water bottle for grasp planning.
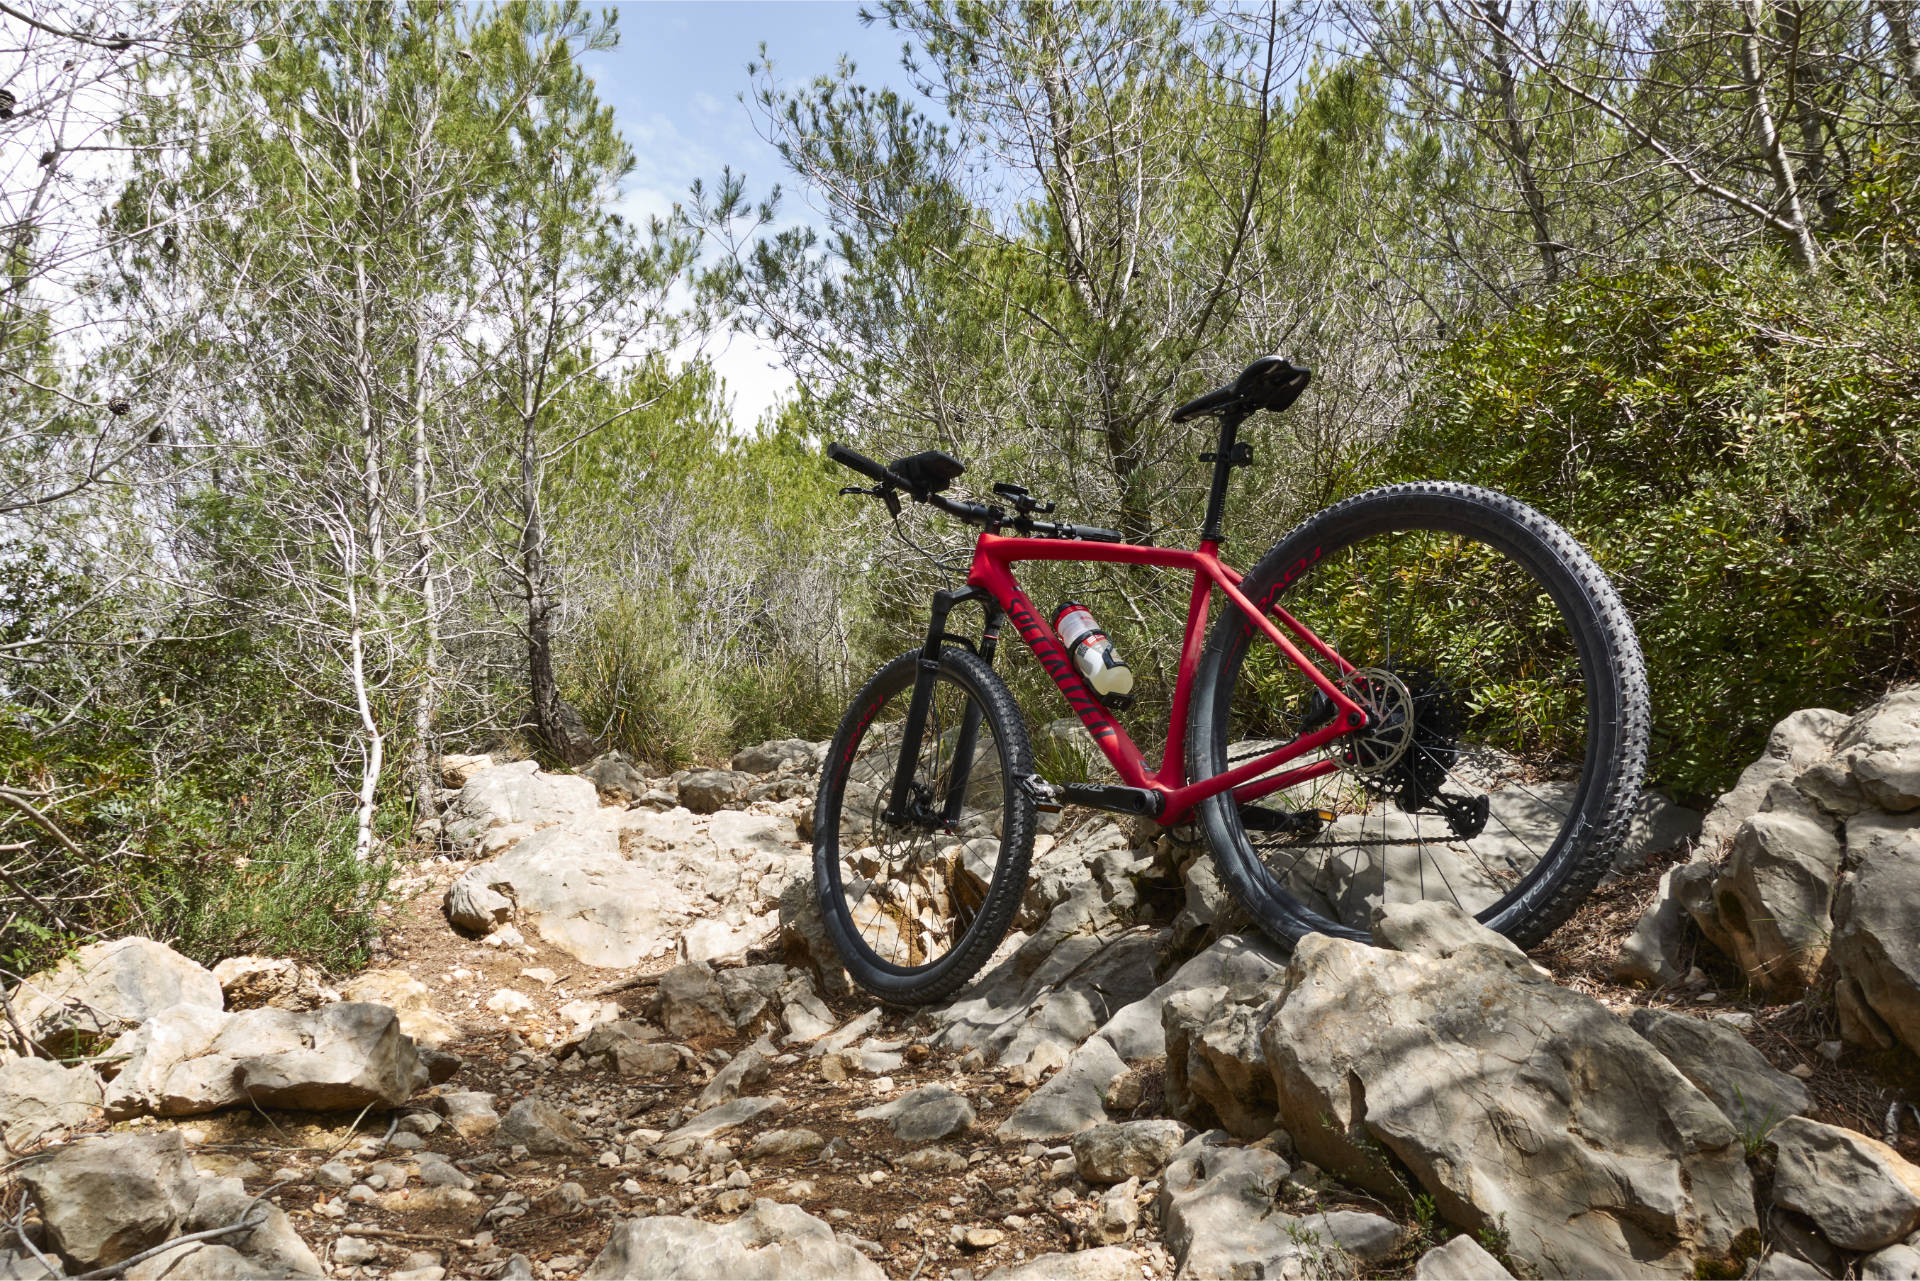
[1051,602,1134,707]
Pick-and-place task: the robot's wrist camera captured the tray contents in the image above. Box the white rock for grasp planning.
[583,1199,883,1279]
[1413,1234,1515,1280]
[8,938,223,1057]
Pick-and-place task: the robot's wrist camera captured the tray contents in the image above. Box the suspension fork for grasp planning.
[884,586,991,827]
[940,604,1002,824]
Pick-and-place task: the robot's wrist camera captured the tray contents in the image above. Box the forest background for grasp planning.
[2,0,1917,978]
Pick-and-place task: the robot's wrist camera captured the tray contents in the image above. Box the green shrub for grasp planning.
[1392,262,1920,798]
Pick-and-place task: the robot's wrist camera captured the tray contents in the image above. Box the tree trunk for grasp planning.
[347,120,388,856]
[519,399,592,765]
[407,321,442,818]
[1739,1,1822,274]
[1879,0,1920,99]
[1482,0,1561,283]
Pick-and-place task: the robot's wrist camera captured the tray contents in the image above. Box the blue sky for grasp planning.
[584,2,920,428]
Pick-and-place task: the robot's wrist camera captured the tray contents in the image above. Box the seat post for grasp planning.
[1199,410,1248,545]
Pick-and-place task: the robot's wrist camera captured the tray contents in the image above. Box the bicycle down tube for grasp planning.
[963,533,1370,825]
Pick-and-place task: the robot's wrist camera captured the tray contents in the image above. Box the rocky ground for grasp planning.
[3,690,1920,1280]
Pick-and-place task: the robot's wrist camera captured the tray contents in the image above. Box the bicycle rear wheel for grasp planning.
[813,646,1036,1005]
[1188,482,1648,949]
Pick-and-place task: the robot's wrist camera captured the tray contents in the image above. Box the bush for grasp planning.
[1391,262,1920,798]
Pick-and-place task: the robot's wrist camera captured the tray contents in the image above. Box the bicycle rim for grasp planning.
[1205,503,1614,939]
[826,665,1016,975]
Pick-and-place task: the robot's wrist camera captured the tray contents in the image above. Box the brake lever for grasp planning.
[840,484,902,517]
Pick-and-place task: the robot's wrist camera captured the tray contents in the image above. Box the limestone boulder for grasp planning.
[1769,1116,1920,1252]
[583,1199,884,1280]
[339,970,462,1049]
[1698,707,1849,852]
[580,750,650,804]
[651,962,737,1038]
[440,753,496,787]
[441,760,599,849]
[1793,685,1920,815]
[1070,1120,1190,1184]
[432,1090,501,1143]
[1262,902,1757,1280]
[776,875,852,999]
[855,1084,975,1145]
[1713,782,1843,995]
[982,1247,1142,1280]
[185,1175,324,1277]
[444,870,514,934]
[9,937,222,1057]
[497,1097,590,1157]
[1161,981,1283,1140]
[732,739,822,776]
[0,1056,102,1148]
[18,1131,198,1268]
[677,769,754,815]
[1628,1007,1810,1135]
[1156,1139,1303,1278]
[102,1001,419,1118]
[1414,1235,1514,1280]
[210,956,335,1012]
[453,823,684,967]
[1831,813,1920,1053]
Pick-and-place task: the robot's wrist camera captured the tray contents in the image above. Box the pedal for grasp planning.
[1020,774,1064,814]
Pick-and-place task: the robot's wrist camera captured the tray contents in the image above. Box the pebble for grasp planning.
[1789,1063,1816,1080]
[314,1160,355,1188]
[621,1179,643,1195]
[333,1236,378,1265]
[956,1227,1005,1249]
[487,988,534,1014]
[521,967,559,986]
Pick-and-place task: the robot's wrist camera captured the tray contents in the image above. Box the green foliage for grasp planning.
[1391,262,1920,798]
[139,818,393,972]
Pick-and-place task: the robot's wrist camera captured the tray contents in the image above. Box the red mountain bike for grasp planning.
[816,355,1648,1005]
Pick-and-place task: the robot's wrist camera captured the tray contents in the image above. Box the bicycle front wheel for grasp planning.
[813,646,1036,1006]
[1188,482,1648,950]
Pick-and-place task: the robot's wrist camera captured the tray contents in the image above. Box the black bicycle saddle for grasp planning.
[1171,355,1313,422]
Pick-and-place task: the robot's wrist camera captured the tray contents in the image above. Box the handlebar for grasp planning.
[827,442,1125,543]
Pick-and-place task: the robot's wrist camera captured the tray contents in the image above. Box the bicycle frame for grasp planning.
[869,399,1372,831]
[959,532,1369,825]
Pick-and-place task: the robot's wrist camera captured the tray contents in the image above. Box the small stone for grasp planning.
[333,1236,379,1265]
[521,968,559,986]
[314,1160,354,1188]
[486,989,534,1015]
[1790,1063,1816,1080]
[958,1227,1005,1250]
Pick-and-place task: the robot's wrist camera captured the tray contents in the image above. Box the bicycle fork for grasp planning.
[883,587,999,830]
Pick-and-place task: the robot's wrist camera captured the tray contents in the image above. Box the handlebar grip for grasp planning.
[827,442,891,485]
